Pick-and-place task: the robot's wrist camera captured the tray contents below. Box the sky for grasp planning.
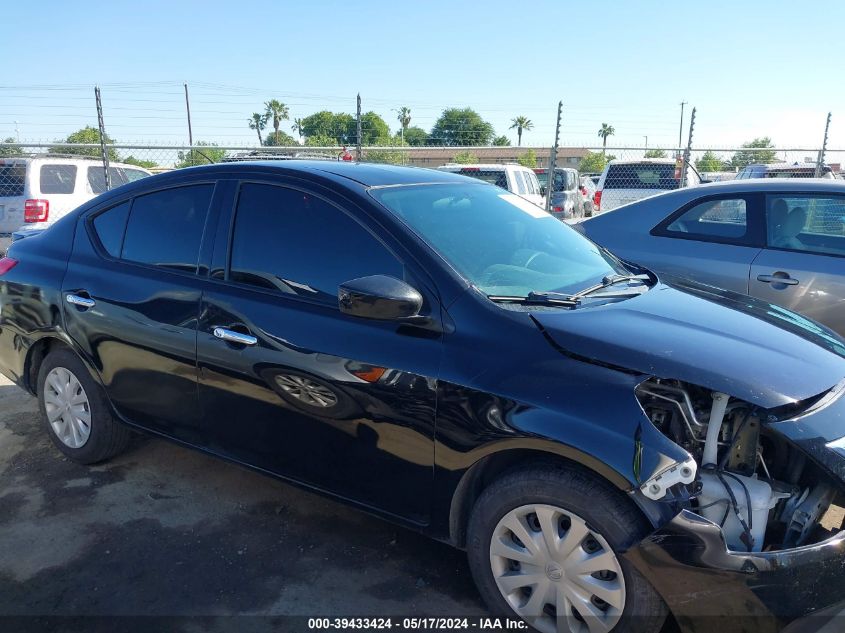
[2,0,843,153]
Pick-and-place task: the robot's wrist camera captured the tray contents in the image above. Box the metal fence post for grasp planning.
[815,112,831,177]
[94,85,111,191]
[680,107,696,187]
[184,83,194,167]
[356,94,362,162]
[545,101,562,212]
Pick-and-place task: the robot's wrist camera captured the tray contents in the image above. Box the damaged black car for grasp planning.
[0,161,843,633]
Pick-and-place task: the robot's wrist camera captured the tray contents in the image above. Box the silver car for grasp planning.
[578,179,845,335]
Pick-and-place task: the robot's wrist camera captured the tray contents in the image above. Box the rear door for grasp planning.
[194,179,441,523]
[62,180,221,436]
[643,193,763,293]
[750,193,845,335]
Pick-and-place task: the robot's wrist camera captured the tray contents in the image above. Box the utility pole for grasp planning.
[643,136,648,152]
[545,101,563,212]
[815,112,831,177]
[94,85,111,191]
[14,121,20,142]
[680,107,696,188]
[678,101,687,153]
[356,93,362,162]
[184,83,194,166]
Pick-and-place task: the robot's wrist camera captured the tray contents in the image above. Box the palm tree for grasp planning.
[292,117,304,142]
[396,107,411,131]
[598,123,615,155]
[248,112,269,145]
[265,99,290,144]
[509,116,533,146]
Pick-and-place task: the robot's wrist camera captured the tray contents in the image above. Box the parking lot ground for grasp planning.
[0,376,486,627]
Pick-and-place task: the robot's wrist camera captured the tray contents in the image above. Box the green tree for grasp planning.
[305,133,340,147]
[644,149,667,158]
[452,150,478,164]
[492,135,511,146]
[695,150,727,172]
[597,123,615,155]
[292,117,304,141]
[50,126,118,160]
[175,141,226,168]
[517,149,538,168]
[403,126,429,146]
[0,137,23,157]
[430,108,494,146]
[264,99,290,145]
[510,116,533,146]
[730,137,777,169]
[122,155,158,168]
[579,150,607,174]
[300,111,356,144]
[263,131,300,146]
[396,106,411,132]
[365,138,408,165]
[248,112,270,145]
[360,112,390,145]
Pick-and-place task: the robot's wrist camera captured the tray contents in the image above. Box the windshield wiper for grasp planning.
[569,273,652,301]
[487,292,578,307]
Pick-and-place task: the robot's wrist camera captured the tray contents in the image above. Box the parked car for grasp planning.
[2,162,845,632]
[580,175,597,216]
[594,158,700,214]
[437,163,544,208]
[532,167,584,220]
[578,179,845,336]
[0,156,152,236]
[736,162,836,180]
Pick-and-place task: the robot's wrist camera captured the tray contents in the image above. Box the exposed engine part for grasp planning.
[637,377,842,552]
[640,458,697,501]
[782,484,836,547]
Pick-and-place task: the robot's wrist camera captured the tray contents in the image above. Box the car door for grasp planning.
[194,179,441,524]
[642,193,763,293]
[750,193,845,335]
[62,180,220,436]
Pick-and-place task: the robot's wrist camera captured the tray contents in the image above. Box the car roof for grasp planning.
[180,160,470,187]
[607,158,676,165]
[439,163,526,170]
[619,178,845,205]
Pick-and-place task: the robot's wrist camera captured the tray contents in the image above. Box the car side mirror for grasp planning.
[339,275,426,323]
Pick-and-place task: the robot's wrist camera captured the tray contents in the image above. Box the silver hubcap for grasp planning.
[490,504,626,633]
[274,374,338,408]
[43,367,92,449]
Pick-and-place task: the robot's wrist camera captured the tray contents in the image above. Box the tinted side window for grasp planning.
[229,183,403,303]
[121,184,214,273]
[87,166,129,194]
[664,198,749,242]
[40,165,77,194]
[92,201,131,257]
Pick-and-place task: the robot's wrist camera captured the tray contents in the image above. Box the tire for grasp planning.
[37,348,131,464]
[467,463,667,633]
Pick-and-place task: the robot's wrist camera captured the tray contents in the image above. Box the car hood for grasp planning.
[532,279,845,409]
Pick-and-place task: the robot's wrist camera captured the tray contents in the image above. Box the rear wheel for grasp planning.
[37,349,130,464]
[466,464,667,633]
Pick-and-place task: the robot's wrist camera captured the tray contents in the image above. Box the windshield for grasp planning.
[534,170,569,192]
[370,183,627,297]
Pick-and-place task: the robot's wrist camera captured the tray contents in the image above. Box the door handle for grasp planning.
[66,294,96,308]
[213,327,258,346]
[757,274,799,286]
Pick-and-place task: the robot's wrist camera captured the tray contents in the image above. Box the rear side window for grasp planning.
[121,184,214,273]
[663,198,749,242]
[229,183,403,304]
[0,164,26,197]
[39,165,77,194]
[92,201,131,257]
[459,169,508,189]
[603,163,679,190]
[766,194,845,256]
[87,166,129,194]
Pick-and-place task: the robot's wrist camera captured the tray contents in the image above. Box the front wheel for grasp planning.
[466,464,667,633]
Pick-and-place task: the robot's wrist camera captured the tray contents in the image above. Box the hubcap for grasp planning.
[274,374,338,408]
[490,504,626,633]
[43,367,92,449]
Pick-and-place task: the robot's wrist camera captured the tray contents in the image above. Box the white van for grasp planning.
[594,158,700,213]
[437,163,545,207]
[0,156,151,235]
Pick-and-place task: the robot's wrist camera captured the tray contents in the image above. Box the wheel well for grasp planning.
[24,337,70,395]
[448,449,632,549]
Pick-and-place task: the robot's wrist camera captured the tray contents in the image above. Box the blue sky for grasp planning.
[2,0,843,150]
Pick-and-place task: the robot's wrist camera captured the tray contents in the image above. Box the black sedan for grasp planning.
[1,161,845,633]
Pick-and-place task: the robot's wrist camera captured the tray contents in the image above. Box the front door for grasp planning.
[196,181,441,523]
